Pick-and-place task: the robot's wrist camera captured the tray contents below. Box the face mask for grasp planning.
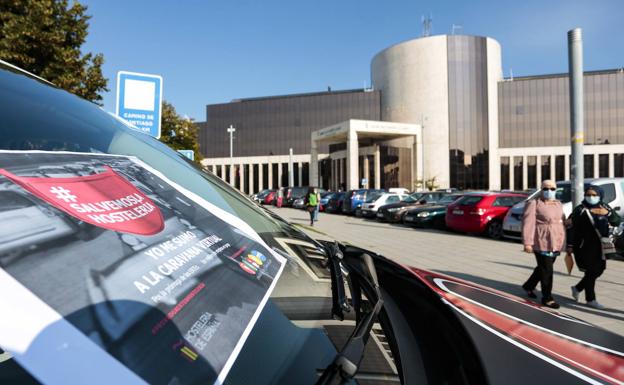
[543,189,557,200]
[585,196,600,205]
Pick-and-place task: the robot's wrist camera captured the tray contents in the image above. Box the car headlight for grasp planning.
[417,211,430,217]
[387,208,401,212]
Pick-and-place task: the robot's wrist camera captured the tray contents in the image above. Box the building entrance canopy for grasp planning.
[310,120,421,190]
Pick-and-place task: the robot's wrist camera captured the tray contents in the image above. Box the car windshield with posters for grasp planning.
[0,63,400,384]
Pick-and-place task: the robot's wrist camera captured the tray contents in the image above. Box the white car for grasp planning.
[502,178,624,240]
[359,192,407,218]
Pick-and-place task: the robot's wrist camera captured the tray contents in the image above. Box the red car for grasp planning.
[445,192,527,239]
[262,189,277,205]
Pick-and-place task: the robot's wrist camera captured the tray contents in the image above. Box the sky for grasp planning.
[81,0,624,121]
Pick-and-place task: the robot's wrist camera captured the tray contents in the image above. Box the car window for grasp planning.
[387,195,400,203]
[600,183,616,204]
[456,196,483,206]
[365,192,382,202]
[493,197,515,207]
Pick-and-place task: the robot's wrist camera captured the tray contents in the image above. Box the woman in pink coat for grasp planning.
[521,180,567,309]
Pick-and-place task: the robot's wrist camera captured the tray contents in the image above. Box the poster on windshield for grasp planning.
[0,150,286,385]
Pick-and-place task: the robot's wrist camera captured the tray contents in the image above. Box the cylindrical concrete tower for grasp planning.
[371,35,502,190]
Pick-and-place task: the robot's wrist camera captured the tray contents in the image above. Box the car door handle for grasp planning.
[614,206,621,211]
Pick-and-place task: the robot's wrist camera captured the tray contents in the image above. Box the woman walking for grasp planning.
[305,187,318,226]
[567,186,620,309]
[521,180,566,309]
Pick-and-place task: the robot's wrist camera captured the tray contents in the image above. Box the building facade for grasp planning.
[197,34,624,195]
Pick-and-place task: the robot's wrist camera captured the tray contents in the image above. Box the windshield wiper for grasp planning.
[317,242,384,385]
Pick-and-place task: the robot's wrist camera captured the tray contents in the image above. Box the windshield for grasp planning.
[402,192,423,203]
[365,192,383,203]
[439,194,460,204]
[0,64,403,385]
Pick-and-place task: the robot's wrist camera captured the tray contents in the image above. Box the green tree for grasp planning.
[159,101,204,165]
[0,0,108,103]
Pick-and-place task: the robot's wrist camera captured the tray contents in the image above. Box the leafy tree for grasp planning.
[159,101,204,165]
[0,0,108,103]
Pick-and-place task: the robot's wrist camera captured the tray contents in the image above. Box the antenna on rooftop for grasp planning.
[422,14,433,37]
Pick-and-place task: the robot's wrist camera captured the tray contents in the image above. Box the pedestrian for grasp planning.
[313,187,321,222]
[567,185,620,309]
[305,186,318,226]
[521,180,567,309]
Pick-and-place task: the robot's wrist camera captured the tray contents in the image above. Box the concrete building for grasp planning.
[197,34,624,195]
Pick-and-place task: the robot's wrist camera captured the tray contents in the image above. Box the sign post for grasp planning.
[116,71,163,139]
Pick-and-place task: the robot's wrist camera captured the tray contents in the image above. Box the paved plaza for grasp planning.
[269,206,624,336]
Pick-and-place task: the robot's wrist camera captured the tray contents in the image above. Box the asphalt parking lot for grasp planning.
[268,206,624,336]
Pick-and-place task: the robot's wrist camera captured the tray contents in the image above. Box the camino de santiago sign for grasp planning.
[0,150,286,385]
[116,71,163,138]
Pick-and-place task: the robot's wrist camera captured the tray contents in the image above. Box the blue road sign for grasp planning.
[177,150,195,161]
[116,71,163,138]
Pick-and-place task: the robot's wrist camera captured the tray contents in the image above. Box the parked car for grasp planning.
[342,188,385,215]
[261,189,277,205]
[377,191,448,222]
[2,61,623,385]
[324,192,346,213]
[388,187,410,195]
[284,186,308,207]
[319,192,334,212]
[359,192,408,218]
[446,192,527,239]
[292,197,306,209]
[251,189,271,203]
[502,178,624,240]
[403,194,464,229]
[271,187,287,206]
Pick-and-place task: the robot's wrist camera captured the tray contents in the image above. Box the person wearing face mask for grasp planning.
[521,180,566,309]
[566,186,621,309]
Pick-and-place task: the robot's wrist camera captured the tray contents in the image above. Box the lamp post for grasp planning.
[227,125,236,185]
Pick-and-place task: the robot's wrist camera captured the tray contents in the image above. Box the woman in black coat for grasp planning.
[566,185,621,309]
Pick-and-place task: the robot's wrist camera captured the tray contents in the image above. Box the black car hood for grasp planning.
[406,204,446,214]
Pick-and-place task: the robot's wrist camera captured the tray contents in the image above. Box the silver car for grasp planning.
[502,178,624,240]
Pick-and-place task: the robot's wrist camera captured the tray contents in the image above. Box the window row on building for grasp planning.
[499,146,624,191]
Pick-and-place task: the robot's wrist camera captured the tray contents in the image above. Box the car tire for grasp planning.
[486,220,503,240]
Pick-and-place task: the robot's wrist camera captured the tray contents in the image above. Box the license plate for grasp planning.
[509,225,520,233]
[405,216,413,221]
[376,212,384,217]
[452,209,464,215]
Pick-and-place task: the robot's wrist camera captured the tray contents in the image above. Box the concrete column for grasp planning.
[309,141,318,187]
[258,164,264,191]
[220,164,226,180]
[346,130,359,190]
[363,155,370,188]
[593,153,599,179]
[229,163,235,186]
[609,153,615,178]
[374,144,381,189]
[268,162,273,189]
[536,156,542,186]
[298,162,303,187]
[550,154,556,181]
[249,163,254,194]
[239,163,245,192]
[211,164,216,175]
[278,162,283,188]
[522,156,528,191]
[509,160,515,190]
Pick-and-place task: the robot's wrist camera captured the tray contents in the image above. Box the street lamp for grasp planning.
[227,125,236,185]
